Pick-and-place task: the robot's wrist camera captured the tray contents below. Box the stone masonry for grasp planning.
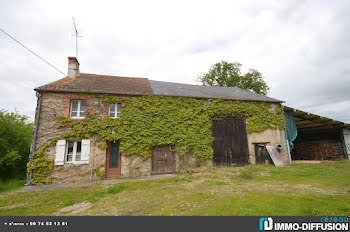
[33,91,290,184]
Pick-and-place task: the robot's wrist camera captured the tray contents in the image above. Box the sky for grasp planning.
[1,0,349,123]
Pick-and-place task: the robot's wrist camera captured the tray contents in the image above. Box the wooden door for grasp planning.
[212,119,226,165]
[151,146,176,175]
[255,144,267,164]
[106,141,121,178]
[212,118,249,165]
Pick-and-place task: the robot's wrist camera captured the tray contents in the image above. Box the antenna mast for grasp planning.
[72,17,82,59]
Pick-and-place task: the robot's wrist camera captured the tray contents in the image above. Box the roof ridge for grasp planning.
[80,73,148,79]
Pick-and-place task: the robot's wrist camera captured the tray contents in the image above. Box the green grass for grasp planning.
[87,184,126,203]
[0,161,349,216]
[0,179,26,193]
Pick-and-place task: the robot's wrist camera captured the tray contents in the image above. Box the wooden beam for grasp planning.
[298,125,338,131]
[297,123,325,129]
[294,114,345,128]
[330,121,345,126]
[294,114,320,121]
[296,120,320,126]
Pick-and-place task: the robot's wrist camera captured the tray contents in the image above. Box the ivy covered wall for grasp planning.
[29,94,285,184]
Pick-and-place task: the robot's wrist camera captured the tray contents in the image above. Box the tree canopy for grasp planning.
[198,61,270,95]
[0,110,33,180]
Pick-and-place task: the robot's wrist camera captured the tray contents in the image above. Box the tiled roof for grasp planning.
[35,73,154,95]
[149,80,282,103]
[35,73,282,102]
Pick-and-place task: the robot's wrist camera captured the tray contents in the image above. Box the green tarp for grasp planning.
[284,111,298,151]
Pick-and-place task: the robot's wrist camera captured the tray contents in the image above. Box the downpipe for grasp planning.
[25,91,42,186]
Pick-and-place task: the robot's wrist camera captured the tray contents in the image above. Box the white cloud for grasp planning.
[0,0,349,123]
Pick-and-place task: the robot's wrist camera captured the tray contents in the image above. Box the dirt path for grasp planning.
[16,173,179,193]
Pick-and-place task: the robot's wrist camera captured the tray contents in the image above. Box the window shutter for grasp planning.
[55,140,66,165]
[81,139,91,164]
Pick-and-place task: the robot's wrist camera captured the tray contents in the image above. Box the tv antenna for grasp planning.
[72,17,82,59]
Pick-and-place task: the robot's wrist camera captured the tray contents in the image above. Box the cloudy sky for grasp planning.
[1,0,349,123]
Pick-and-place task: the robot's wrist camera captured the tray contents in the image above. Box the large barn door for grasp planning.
[151,146,176,175]
[212,118,249,165]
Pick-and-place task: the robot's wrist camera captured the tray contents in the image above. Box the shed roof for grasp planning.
[284,106,350,131]
[35,73,282,102]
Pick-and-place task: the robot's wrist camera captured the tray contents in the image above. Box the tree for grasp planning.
[0,110,33,180]
[198,60,270,95]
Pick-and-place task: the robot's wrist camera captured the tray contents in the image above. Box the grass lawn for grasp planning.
[0,179,26,193]
[0,161,349,216]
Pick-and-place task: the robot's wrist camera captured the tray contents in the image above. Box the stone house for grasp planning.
[27,57,291,185]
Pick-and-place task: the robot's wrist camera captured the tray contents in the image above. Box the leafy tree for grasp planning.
[0,110,33,180]
[198,61,270,95]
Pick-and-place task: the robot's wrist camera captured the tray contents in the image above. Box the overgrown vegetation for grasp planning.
[0,179,26,193]
[57,95,284,159]
[29,95,284,185]
[1,161,349,215]
[27,138,58,185]
[0,110,32,181]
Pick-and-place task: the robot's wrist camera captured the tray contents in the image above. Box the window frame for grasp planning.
[70,100,86,119]
[108,103,121,118]
[65,141,83,164]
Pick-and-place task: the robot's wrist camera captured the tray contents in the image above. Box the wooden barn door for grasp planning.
[151,146,176,175]
[212,118,249,165]
[106,141,121,178]
[255,144,267,164]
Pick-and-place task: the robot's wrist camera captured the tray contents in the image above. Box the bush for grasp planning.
[0,110,33,180]
[0,179,26,193]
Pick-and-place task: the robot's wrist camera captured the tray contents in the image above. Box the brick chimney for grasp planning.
[68,57,80,79]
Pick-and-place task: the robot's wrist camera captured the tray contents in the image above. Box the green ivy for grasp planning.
[27,137,59,185]
[57,95,284,159]
[29,95,284,185]
[94,163,106,177]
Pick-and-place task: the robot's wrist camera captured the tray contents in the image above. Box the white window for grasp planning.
[70,100,86,118]
[55,139,90,165]
[65,141,82,163]
[109,103,121,118]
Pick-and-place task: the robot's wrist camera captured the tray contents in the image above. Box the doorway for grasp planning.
[212,117,249,165]
[106,141,121,178]
[151,146,176,175]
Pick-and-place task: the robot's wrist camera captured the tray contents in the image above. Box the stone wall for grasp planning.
[120,128,290,175]
[32,91,288,184]
[121,149,212,177]
[34,92,108,183]
[121,154,152,177]
[247,129,290,165]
